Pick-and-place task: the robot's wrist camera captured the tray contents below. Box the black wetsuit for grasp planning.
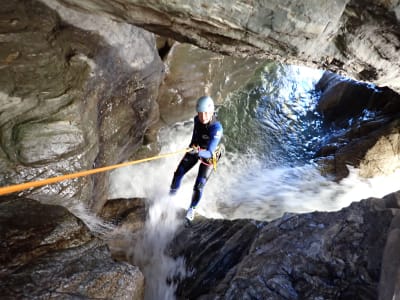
[170,114,223,208]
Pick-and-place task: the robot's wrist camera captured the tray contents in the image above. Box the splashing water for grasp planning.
[110,124,400,221]
[68,202,115,235]
[108,63,400,298]
[127,192,187,300]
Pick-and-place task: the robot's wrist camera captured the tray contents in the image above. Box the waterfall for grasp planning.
[108,64,400,299]
[127,194,187,300]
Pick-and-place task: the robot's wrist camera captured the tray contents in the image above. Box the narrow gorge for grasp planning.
[1,1,400,299]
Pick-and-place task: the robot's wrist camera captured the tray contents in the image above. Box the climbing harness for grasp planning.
[0,148,191,197]
[198,145,224,171]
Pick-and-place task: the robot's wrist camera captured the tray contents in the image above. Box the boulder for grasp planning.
[100,198,147,261]
[379,192,400,300]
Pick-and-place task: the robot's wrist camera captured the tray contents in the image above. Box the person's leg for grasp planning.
[185,163,213,222]
[186,163,213,221]
[170,153,198,195]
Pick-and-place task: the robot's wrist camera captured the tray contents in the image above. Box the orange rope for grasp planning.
[0,148,191,196]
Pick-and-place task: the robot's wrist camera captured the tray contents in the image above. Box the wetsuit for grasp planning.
[170,114,223,208]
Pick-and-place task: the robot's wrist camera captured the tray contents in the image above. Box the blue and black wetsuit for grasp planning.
[170,114,223,208]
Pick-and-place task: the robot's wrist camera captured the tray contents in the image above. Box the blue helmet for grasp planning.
[196,96,214,112]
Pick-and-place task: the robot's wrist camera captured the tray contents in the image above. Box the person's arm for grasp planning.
[198,123,223,159]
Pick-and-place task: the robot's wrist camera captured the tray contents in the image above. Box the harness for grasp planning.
[198,144,224,171]
[191,114,223,171]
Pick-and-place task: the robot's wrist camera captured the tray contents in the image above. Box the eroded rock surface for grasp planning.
[0,0,164,211]
[54,0,400,93]
[314,72,400,180]
[170,196,398,299]
[100,198,147,261]
[0,196,144,299]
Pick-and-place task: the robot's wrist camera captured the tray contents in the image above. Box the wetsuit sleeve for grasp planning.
[199,122,223,159]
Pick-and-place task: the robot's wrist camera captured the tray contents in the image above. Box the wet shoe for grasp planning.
[185,207,196,222]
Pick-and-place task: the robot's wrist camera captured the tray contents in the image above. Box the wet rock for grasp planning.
[0,0,164,211]
[0,196,144,299]
[54,0,400,94]
[171,198,395,299]
[316,71,400,125]
[316,71,380,124]
[100,198,147,261]
[317,118,400,180]
[171,219,261,299]
[314,72,400,180]
[100,197,146,228]
[379,192,400,300]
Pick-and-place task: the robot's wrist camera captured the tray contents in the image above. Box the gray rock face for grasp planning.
[170,197,396,299]
[379,192,400,300]
[54,0,400,94]
[0,0,164,211]
[314,72,400,180]
[0,197,144,299]
[1,1,400,299]
[100,198,147,261]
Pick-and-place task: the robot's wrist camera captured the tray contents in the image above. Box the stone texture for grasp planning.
[0,0,164,211]
[314,72,400,180]
[379,192,400,300]
[1,1,400,299]
[53,0,400,94]
[0,196,144,299]
[100,198,147,261]
[170,197,396,300]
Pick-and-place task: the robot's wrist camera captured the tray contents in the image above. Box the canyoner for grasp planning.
[169,96,224,225]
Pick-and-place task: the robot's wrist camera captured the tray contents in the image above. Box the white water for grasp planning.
[107,64,400,299]
[108,118,400,299]
[126,194,187,300]
[110,122,400,221]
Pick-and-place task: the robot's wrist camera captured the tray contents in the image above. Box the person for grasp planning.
[170,96,223,223]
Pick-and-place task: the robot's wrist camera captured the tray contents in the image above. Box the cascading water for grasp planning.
[109,62,400,299]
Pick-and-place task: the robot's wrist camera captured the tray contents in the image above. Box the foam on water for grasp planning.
[110,129,400,222]
[127,192,187,300]
[107,64,400,299]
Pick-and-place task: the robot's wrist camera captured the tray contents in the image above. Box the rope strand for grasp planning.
[0,148,191,196]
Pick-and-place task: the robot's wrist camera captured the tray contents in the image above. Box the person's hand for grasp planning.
[189,145,200,155]
[198,150,211,159]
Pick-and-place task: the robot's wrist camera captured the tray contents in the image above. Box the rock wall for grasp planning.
[314,71,400,180]
[157,42,263,125]
[1,1,400,299]
[0,0,164,211]
[54,0,400,94]
[170,195,399,299]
